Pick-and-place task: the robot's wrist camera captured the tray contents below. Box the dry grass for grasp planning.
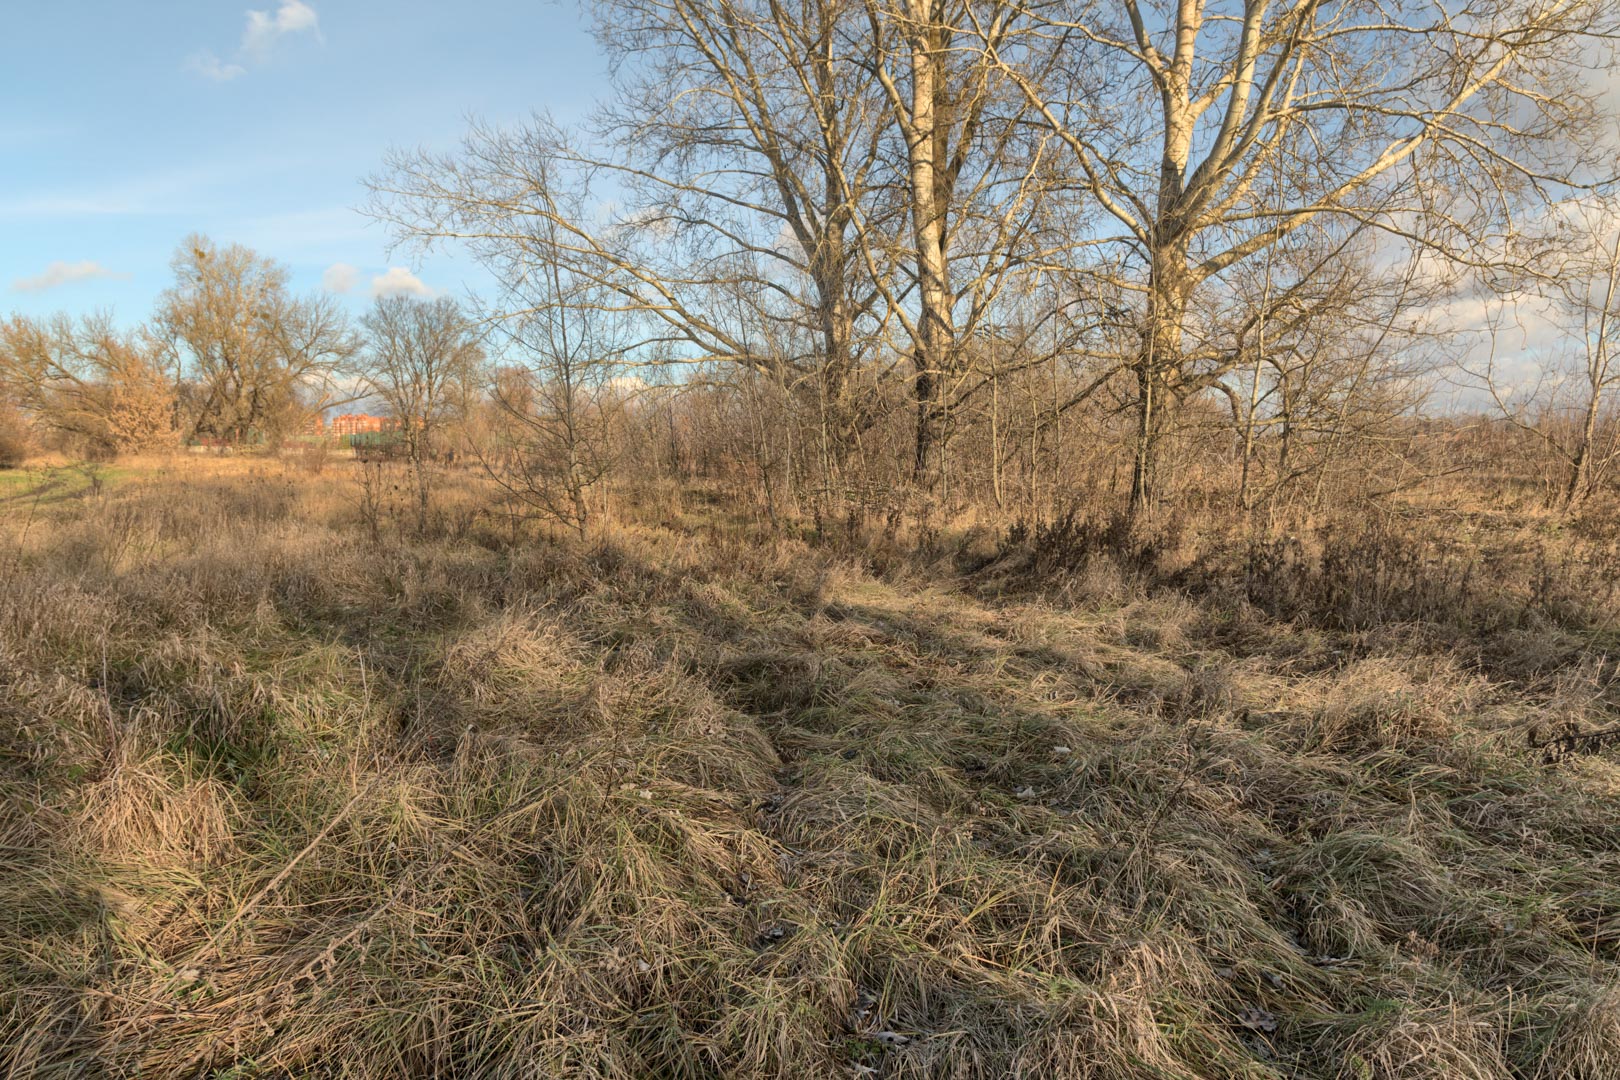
[3,459,1619,1077]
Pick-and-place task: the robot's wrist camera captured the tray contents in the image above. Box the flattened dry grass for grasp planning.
[3,463,1620,1077]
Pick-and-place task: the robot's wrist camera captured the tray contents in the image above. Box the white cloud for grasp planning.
[322,261,359,293]
[242,1,321,60]
[370,267,435,298]
[185,50,246,81]
[187,1,320,81]
[12,260,130,293]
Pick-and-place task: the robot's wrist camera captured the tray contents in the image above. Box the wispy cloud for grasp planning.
[243,0,320,59]
[370,267,435,298]
[322,262,359,293]
[12,260,130,293]
[187,1,321,81]
[186,51,248,82]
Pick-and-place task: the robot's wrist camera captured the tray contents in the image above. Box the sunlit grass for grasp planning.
[2,458,1617,1077]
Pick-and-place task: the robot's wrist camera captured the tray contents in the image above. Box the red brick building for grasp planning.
[329,414,394,437]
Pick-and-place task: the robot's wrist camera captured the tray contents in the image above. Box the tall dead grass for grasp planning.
[2,461,1619,1077]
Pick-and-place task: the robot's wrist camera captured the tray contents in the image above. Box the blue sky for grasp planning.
[1,1,605,322]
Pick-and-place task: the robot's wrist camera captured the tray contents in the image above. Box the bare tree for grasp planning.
[470,199,636,539]
[357,295,483,532]
[858,0,1068,489]
[1473,198,1620,509]
[370,3,903,518]
[588,0,904,484]
[369,0,1075,507]
[990,0,1618,511]
[1218,233,1438,513]
[157,234,358,447]
[1559,223,1620,507]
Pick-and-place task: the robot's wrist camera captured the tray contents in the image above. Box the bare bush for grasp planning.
[0,313,175,456]
[0,401,29,467]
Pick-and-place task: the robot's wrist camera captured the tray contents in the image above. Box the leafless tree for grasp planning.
[1473,198,1620,509]
[1219,234,1439,514]
[363,0,1620,529]
[157,235,358,446]
[369,0,899,499]
[466,197,637,539]
[368,0,1078,508]
[857,0,1077,490]
[988,0,1619,512]
[589,0,905,485]
[357,295,483,532]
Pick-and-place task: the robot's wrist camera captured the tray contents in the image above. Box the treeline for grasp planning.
[0,237,358,459]
[7,0,1620,531]
[361,0,1620,519]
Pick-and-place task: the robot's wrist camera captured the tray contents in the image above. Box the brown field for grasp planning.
[3,455,1619,1078]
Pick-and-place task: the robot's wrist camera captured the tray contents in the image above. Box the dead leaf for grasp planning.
[1236,1006,1279,1033]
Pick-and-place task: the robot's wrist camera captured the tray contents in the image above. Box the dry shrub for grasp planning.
[0,403,29,467]
[293,438,332,475]
[94,374,176,455]
[1001,506,1191,584]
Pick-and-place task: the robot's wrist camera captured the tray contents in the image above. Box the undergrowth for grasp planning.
[3,464,1619,1078]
